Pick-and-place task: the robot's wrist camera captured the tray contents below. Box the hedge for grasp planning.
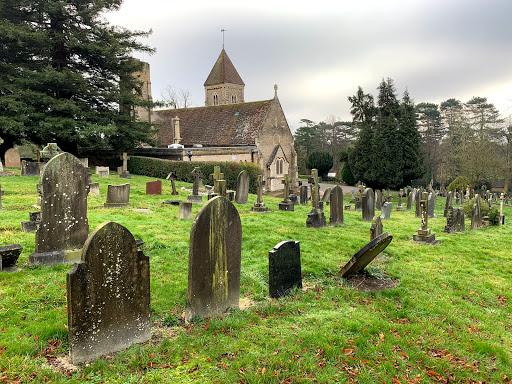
[127,156,261,193]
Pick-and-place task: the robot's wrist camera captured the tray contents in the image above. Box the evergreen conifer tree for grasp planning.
[400,90,423,184]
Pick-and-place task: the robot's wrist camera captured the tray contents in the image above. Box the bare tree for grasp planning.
[160,85,193,109]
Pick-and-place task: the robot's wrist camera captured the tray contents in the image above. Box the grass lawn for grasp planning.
[1,169,511,383]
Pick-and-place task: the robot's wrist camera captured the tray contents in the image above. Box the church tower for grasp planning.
[204,49,245,106]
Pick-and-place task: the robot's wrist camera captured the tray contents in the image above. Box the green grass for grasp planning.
[1,169,512,383]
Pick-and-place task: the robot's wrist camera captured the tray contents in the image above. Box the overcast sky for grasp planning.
[106,0,512,131]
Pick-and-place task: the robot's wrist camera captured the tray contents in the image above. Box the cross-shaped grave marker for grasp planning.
[308,169,320,211]
[191,167,204,196]
[209,166,226,196]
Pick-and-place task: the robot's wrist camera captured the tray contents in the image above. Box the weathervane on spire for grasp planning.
[221,29,227,49]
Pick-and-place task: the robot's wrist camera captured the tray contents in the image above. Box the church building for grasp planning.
[153,49,297,191]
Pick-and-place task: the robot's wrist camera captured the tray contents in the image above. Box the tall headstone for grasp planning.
[4,148,21,168]
[188,167,204,204]
[166,172,179,196]
[269,241,302,299]
[427,192,437,218]
[444,191,453,217]
[413,192,439,244]
[471,195,482,230]
[67,221,150,364]
[118,152,131,178]
[306,169,326,228]
[407,191,413,210]
[146,180,162,195]
[29,153,89,265]
[375,189,383,211]
[104,184,130,208]
[415,189,421,218]
[457,207,466,231]
[278,174,294,211]
[235,170,250,204]
[370,216,383,241]
[361,188,375,222]
[380,202,393,219]
[444,206,457,234]
[500,192,505,224]
[0,185,4,210]
[299,185,308,205]
[329,185,344,226]
[396,189,404,211]
[251,175,270,212]
[185,196,241,322]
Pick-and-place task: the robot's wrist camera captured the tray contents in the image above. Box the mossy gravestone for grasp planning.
[185,196,242,322]
[329,185,344,226]
[67,221,150,364]
[235,170,249,204]
[29,153,89,265]
[269,241,302,299]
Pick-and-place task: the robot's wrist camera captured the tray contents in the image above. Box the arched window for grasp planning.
[232,95,236,103]
[276,158,284,175]
[213,94,218,105]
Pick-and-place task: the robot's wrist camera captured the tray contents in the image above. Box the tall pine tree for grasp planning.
[0,0,156,157]
[400,90,423,184]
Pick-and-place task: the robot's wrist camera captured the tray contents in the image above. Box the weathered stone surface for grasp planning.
[185,196,241,322]
[21,160,42,177]
[428,192,437,218]
[4,148,20,168]
[40,143,62,160]
[415,189,421,218]
[0,244,22,270]
[407,191,413,210]
[396,189,404,211]
[235,170,249,204]
[269,241,302,299]
[337,232,393,278]
[29,153,89,265]
[226,189,235,201]
[118,153,131,178]
[0,185,4,210]
[104,184,130,208]
[21,211,41,232]
[178,201,192,219]
[457,207,465,231]
[289,194,298,205]
[146,180,162,195]
[322,188,332,205]
[306,169,326,228]
[370,216,383,241]
[279,174,294,211]
[67,221,150,364]
[375,190,382,210]
[380,202,393,219]
[166,172,179,195]
[251,175,270,212]
[444,191,453,217]
[89,183,100,196]
[299,185,308,205]
[362,188,375,222]
[444,206,457,234]
[79,158,88,168]
[0,160,3,173]
[96,166,109,177]
[413,192,439,245]
[329,185,343,226]
[471,195,482,230]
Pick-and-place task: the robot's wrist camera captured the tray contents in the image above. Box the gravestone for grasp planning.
[29,153,89,265]
[96,166,109,177]
[457,207,465,231]
[354,197,362,211]
[413,192,439,244]
[322,188,332,205]
[375,189,383,211]
[500,193,505,224]
[289,194,298,205]
[279,174,294,211]
[166,172,179,196]
[396,189,404,211]
[104,184,130,208]
[89,183,100,196]
[4,148,21,168]
[380,202,393,219]
[0,185,4,210]
[0,244,22,271]
[251,175,270,212]
[444,191,453,217]
[329,185,344,226]
[471,195,482,230]
[361,188,375,222]
[67,221,150,364]
[226,189,235,201]
[40,143,62,160]
[444,206,457,234]
[209,166,226,197]
[187,167,204,204]
[0,160,3,173]
[79,158,88,168]
[21,211,41,232]
[427,192,437,218]
[185,196,241,322]
[299,185,308,205]
[415,189,421,218]
[350,188,355,203]
[179,201,192,219]
[146,180,162,195]
[306,169,326,228]
[370,216,383,241]
[118,153,131,178]
[21,160,42,177]
[269,241,302,299]
[235,170,250,204]
[337,232,393,278]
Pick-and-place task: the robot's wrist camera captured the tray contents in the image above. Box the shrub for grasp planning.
[127,156,260,193]
[340,162,356,185]
[306,151,333,179]
[462,197,489,218]
[448,176,470,192]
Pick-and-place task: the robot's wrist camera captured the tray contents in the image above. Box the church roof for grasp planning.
[266,144,289,168]
[154,100,273,147]
[204,49,245,87]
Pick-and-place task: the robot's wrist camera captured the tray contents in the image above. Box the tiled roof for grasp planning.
[204,49,245,86]
[154,100,273,146]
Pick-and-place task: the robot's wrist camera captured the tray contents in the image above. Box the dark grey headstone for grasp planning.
[299,185,308,205]
[163,200,182,206]
[415,189,421,218]
[362,188,375,222]
[337,232,393,278]
[444,206,457,234]
[235,170,249,204]
[269,241,302,299]
[0,244,22,270]
[21,160,42,177]
[185,196,241,322]
[67,221,150,364]
[444,191,453,217]
[375,189,382,211]
[29,153,89,265]
[104,184,130,208]
[329,185,343,226]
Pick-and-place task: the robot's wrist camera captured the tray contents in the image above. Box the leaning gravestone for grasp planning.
[329,185,344,226]
[146,180,162,195]
[188,167,204,204]
[4,148,21,168]
[67,221,150,364]
[185,196,242,322]
[29,153,89,265]
[362,188,375,222]
[337,232,393,278]
[104,184,130,208]
[235,170,250,204]
[299,185,308,205]
[0,244,23,271]
[269,241,302,299]
[380,202,393,219]
[166,172,179,196]
[457,207,466,231]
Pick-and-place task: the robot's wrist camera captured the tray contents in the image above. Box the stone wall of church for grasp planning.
[132,61,153,123]
[204,83,245,106]
[182,147,255,163]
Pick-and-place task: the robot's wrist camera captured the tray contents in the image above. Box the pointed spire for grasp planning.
[204,49,245,87]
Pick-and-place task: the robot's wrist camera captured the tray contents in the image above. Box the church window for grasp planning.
[213,94,218,105]
[232,95,236,103]
[276,158,284,175]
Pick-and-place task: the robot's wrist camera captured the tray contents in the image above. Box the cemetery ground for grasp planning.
[1,171,512,383]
